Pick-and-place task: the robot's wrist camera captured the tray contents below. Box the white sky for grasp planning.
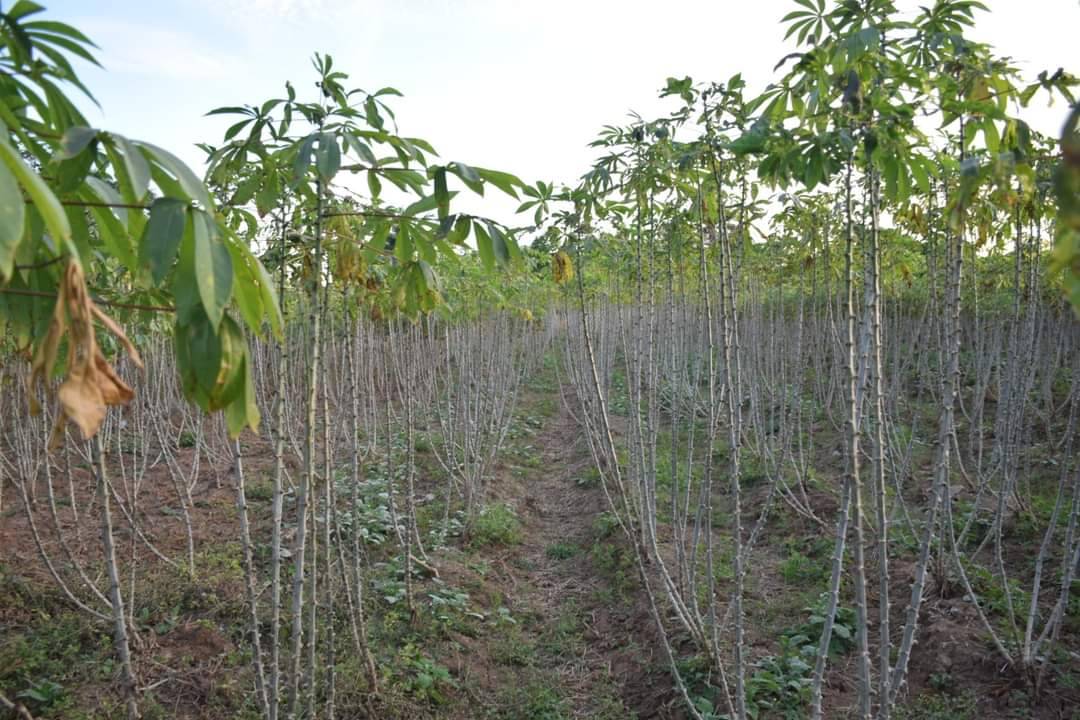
[48,0,1080,225]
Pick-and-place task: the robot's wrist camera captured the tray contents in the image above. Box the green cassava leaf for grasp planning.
[141,197,188,284]
[316,131,340,180]
[475,167,523,198]
[0,159,26,279]
[139,141,212,209]
[56,125,96,160]
[434,167,449,220]
[193,210,233,329]
[473,220,493,270]
[113,134,151,201]
[449,161,483,194]
[292,133,317,186]
[0,135,74,260]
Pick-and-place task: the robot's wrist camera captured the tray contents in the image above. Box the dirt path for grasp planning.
[461,381,672,720]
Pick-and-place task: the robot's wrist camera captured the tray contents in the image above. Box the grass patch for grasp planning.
[244,479,273,502]
[470,503,523,547]
[0,607,110,719]
[545,542,578,560]
[590,539,636,600]
[491,625,537,667]
[538,603,585,658]
[778,550,828,586]
[493,680,569,720]
[894,691,977,720]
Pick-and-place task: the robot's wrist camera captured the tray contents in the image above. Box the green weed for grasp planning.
[470,503,523,547]
[545,541,578,560]
[894,691,977,720]
[778,550,828,586]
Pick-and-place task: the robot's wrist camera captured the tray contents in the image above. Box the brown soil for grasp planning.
[435,383,674,719]
[2,381,1078,720]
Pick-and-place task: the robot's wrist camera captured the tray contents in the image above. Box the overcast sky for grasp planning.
[47,0,1080,224]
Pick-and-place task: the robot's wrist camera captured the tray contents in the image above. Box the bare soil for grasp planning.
[1,379,1078,719]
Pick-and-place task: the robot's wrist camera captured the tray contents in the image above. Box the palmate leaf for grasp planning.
[433,167,449,219]
[473,220,494,271]
[367,170,382,198]
[0,133,75,261]
[0,5,287,445]
[448,215,470,246]
[85,192,136,271]
[291,133,317,186]
[172,211,200,324]
[404,135,436,156]
[206,105,256,117]
[1053,104,1080,316]
[382,167,426,194]
[224,118,252,141]
[193,49,525,334]
[224,349,260,435]
[0,159,25,280]
[344,133,378,165]
[193,210,233,329]
[110,134,151,201]
[2,4,100,109]
[174,308,253,431]
[403,192,454,218]
[83,175,128,228]
[141,197,188,284]
[364,96,384,130]
[227,229,283,339]
[139,141,213,209]
[395,220,414,263]
[486,221,512,264]
[56,125,96,158]
[448,161,483,194]
[781,0,826,44]
[315,131,340,180]
[475,167,524,198]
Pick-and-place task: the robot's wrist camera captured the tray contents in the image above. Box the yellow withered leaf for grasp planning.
[57,368,107,440]
[552,250,574,285]
[26,260,143,446]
